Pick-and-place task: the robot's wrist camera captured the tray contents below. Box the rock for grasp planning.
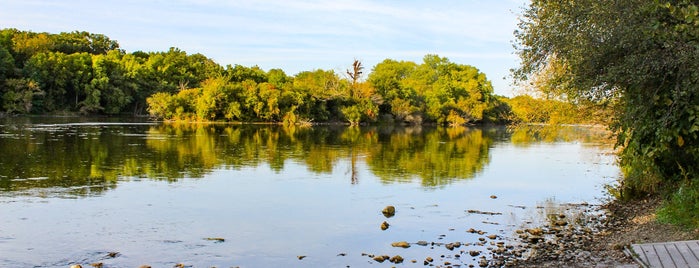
[526,228,544,236]
[389,255,404,263]
[380,221,390,230]
[373,255,388,262]
[528,235,543,244]
[487,234,498,240]
[554,220,568,226]
[479,259,489,267]
[445,243,455,250]
[90,263,103,268]
[297,255,306,260]
[139,266,151,268]
[382,205,396,217]
[106,252,119,258]
[469,250,481,257]
[70,265,82,268]
[490,195,498,199]
[391,241,410,248]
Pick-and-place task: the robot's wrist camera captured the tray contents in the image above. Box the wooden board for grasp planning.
[631,240,699,268]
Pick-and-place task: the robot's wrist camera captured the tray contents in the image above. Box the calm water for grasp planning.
[0,118,620,267]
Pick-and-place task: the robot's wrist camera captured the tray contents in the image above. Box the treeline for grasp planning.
[0,29,230,116]
[0,28,596,125]
[148,55,518,125]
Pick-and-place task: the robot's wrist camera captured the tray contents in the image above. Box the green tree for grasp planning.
[52,31,119,55]
[513,0,699,201]
[369,55,496,125]
[86,51,134,114]
[24,51,93,112]
[226,64,267,83]
[2,78,43,113]
[0,43,14,81]
[292,69,345,121]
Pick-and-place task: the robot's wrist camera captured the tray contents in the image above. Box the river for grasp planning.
[0,117,619,267]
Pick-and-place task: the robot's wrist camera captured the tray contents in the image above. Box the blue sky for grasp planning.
[0,0,528,96]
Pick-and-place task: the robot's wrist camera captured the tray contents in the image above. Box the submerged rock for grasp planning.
[204,237,225,242]
[382,205,396,217]
[467,209,503,215]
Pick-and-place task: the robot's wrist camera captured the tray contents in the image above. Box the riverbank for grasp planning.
[516,197,699,267]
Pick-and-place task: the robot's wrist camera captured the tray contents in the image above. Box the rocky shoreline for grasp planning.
[512,197,699,267]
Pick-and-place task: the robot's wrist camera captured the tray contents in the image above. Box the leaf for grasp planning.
[678,135,685,147]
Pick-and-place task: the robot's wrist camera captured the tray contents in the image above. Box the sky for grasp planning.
[0,0,528,96]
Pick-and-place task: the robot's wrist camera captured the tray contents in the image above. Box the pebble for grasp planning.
[380,221,390,230]
[373,255,389,262]
[391,241,410,248]
[389,255,404,264]
[382,206,396,217]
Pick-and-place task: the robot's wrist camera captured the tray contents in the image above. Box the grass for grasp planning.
[657,180,699,229]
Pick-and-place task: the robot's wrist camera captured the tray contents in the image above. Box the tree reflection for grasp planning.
[0,122,612,197]
[366,126,493,187]
[508,125,614,146]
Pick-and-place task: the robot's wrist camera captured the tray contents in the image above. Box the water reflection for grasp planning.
[0,120,613,197]
[0,120,620,267]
